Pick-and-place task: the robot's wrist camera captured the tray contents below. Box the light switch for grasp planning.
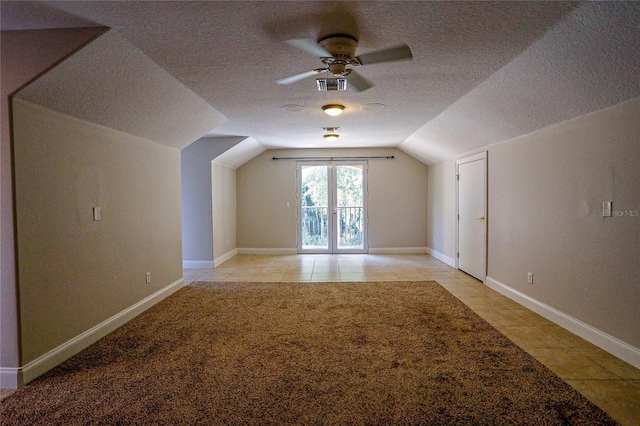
[603,201,612,217]
[93,207,101,221]
[286,202,291,208]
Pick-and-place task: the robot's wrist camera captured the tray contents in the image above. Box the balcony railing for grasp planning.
[301,206,364,249]
[301,206,328,248]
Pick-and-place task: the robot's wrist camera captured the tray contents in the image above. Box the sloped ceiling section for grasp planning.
[15,30,226,150]
[213,137,266,169]
[400,1,640,164]
[0,0,101,30]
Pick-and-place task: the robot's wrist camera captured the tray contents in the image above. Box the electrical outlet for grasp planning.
[146,272,151,283]
[527,272,533,284]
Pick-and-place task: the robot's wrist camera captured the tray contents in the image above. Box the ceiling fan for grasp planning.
[275,34,413,92]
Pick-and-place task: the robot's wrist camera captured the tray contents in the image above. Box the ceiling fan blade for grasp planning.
[284,38,332,58]
[357,44,413,65]
[276,69,325,85]
[348,70,375,92]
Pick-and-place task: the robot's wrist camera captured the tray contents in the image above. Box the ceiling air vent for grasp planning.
[316,78,347,91]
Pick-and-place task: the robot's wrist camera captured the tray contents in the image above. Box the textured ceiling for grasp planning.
[3,1,640,165]
[401,1,640,163]
[15,30,227,149]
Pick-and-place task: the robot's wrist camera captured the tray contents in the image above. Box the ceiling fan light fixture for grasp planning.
[322,104,345,116]
[323,133,340,141]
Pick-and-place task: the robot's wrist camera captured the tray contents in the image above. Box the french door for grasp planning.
[297,161,368,254]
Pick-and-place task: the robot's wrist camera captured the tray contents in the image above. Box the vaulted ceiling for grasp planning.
[3,1,640,165]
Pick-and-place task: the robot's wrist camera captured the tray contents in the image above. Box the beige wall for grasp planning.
[1,28,104,375]
[236,150,299,249]
[237,148,428,251]
[426,158,456,264]
[487,98,639,347]
[367,150,429,249]
[427,98,640,350]
[212,162,237,263]
[181,137,242,265]
[13,100,184,363]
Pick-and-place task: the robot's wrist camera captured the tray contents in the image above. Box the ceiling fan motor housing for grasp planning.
[319,35,361,77]
[318,34,359,57]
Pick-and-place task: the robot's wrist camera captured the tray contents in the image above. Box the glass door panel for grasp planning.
[336,164,365,251]
[300,163,330,252]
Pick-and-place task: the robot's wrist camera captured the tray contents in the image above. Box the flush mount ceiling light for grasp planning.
[322,104,345,116]
[322,126,340,141]
[323,133,340,141]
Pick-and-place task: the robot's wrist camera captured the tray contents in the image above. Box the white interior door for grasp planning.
[457,153,487,281]
[297,161,367,254]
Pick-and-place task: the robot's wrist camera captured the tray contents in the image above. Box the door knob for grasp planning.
[476,216,485,221]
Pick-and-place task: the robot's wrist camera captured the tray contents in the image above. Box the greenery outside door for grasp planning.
[297,161,368,253]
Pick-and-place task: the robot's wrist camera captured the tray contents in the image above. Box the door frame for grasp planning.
[455,152,487,282]
[296,160,368,254]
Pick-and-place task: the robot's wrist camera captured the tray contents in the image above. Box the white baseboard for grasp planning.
[237,248,298,255]
[214,249,237,267]
[0,368,21,389]
[236,248,431,256]
[426,247,456,267]
[182,260,214,269]
[0,278,185,389]
[485,276,640,369]
[368,247,429,255]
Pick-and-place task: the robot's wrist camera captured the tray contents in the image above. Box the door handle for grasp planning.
[476,216,485,221]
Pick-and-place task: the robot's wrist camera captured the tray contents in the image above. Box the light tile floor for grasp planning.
[185,254,640,426]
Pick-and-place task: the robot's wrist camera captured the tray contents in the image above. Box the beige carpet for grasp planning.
[1,281,617,425]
